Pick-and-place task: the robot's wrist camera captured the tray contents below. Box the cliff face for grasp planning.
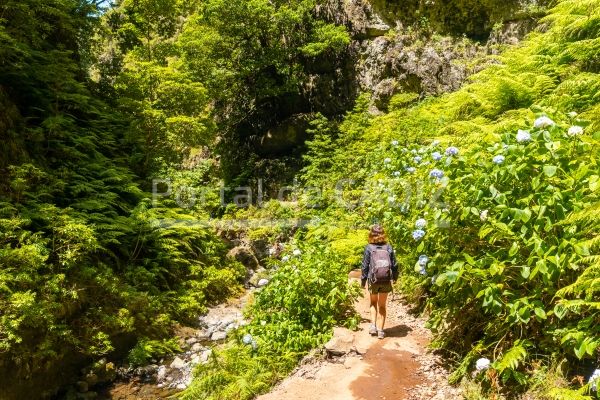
[312,0,539,112]
[258,0,539,155]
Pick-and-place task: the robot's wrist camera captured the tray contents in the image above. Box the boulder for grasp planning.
[257,278,269,287]
[191,343,204,352]
[211,331,227,341]
[324,327,357,357]
[227,246,259,271]
[169,357,186,370]
[200,349,212,363]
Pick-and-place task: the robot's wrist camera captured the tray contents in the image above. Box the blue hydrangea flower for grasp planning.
[419,267,427,276]
[413,156,422,163]
[445,146,459,156]
[492,155,505,165]
[405,166,416,173]
[412,229,425,241]
[432,152,442,161]
[418,255,429,266]
[415,218,427,229]
[391,140,399,146]
[429,169,444,179]
[242,334,253,345]
[534,116,555,128]
[516,129,531,143]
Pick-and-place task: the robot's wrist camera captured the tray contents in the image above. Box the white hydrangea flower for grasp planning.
[282,255,290,262]
[568,111,578,118]
[516,129,531,143]
[480,209,488,222]
[391,140,399,146]
[475,357,491,372]
[589,369,600,392]
[415,218,427,229]
[567,125,583,136]
[534,116,555,128]
[431,140,440,147]
[293,249,302,256]
[384,158,391,164]
[393,171,401,177]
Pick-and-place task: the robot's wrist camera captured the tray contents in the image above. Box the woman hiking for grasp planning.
[361,225,398,339]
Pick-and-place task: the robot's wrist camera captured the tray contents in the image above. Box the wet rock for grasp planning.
[211,331,227,341]
[227,246,260,271]
[186,337,198,346]
[257,278,269,287]
[200,350,212,363]
[191,342,204,352]
[170,357,186,370]
[77,381,89,393]
[157,366,167,381]
[84,373,98,386]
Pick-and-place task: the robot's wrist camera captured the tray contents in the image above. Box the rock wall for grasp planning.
[254,0,541,166]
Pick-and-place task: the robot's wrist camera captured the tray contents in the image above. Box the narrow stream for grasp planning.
[96,291,253,399]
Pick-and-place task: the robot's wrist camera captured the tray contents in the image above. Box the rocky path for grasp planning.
[257,270,462,400]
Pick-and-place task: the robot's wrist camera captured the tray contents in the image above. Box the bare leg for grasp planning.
[369,293,378,325]
[376,292,388,331]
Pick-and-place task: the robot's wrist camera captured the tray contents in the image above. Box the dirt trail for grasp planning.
[258,271,461,400]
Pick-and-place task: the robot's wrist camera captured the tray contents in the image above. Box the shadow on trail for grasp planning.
[384,324,412,338]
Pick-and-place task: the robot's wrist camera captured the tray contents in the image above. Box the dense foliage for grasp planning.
[182,238,360,400]
[97,0,350,183]
[0,0,242,397]
[295,0,600,397]
[3,0,600,398]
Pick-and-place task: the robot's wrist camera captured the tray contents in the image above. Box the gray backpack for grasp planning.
[368,245,392,283]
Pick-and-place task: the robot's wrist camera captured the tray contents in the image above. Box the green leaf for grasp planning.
[543,165,557,177]
[509,242,519,256]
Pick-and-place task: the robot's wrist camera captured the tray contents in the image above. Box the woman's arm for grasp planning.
[361,245,370,288]
[390,245,399,281]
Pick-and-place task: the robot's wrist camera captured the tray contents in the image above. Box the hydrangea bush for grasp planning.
[367,116,600,394]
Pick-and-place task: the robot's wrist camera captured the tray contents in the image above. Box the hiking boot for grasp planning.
[377,329,385,339]
[369,324,377,336]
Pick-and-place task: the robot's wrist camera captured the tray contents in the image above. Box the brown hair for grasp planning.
[368,224,387,245]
